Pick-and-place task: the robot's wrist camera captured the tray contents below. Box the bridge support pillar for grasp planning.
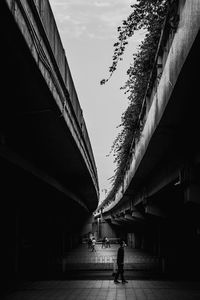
[96,219,118,240]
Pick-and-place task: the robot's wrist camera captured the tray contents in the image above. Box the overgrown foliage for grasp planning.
[101,0,169,205]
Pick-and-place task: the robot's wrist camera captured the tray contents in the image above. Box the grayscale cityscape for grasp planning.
[1,0,200,299]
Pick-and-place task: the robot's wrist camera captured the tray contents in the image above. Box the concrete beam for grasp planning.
[103,216,112,222]
[145,204,166,218]
[125,213,136,221]
[115,217,132,223]
[110,220,121,226]
[185,184,200,205]
[132,211,145,220]
[125,213,146,224]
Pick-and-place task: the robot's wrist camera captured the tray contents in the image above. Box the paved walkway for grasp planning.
[64,244,159,263]
[2,279,200,299]
[63,244,160,272]
[2,244,200,299]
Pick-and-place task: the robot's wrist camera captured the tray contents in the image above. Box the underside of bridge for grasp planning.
[0,1,98,285]
[96,1,200,279]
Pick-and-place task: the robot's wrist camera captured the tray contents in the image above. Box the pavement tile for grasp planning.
[2,280,200,300]
[63,244,160,271]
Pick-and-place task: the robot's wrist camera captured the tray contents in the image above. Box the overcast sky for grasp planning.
[49,0,145,202]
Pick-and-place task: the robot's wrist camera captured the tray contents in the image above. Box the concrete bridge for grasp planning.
[95,0,200,278]
[0,0,98,284]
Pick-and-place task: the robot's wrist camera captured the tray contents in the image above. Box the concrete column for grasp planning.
[100,220,117,239]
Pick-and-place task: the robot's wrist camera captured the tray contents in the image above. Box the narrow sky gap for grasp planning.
[49,0,145,202]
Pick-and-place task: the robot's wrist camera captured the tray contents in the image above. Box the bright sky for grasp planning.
[49,0,145,202]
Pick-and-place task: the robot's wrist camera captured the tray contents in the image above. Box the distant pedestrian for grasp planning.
[106,237,111,248]
[88,238,92,249]
[102,237,106,248]
[114,240,128,284]
[91,237,96,252]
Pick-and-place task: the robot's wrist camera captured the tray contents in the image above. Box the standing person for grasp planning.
[102,237,106,248]
[91,237,96,252]
[106,237,111,248]
[88,237,92,249]
[105,237,108,248]
[114,240,128,284]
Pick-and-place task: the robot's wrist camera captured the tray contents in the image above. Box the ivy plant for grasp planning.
[100,0,169,206]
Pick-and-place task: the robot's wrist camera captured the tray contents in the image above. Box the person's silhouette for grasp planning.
[114,240,128,284]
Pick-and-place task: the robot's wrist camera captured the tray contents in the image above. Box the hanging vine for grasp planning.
[101,0,169,205]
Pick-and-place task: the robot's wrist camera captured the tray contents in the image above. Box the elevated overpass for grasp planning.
[95,0,200,278]
[0,0,99,282]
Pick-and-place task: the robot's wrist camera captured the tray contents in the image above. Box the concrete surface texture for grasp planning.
[2,280,200,300]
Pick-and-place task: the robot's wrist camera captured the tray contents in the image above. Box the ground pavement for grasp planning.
[2,279,200,299]
[2,244,200,299]
[63,243,159,266]
[62,244,161,278]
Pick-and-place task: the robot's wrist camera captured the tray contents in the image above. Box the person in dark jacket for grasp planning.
[102,237,106,248]
[114,240,128,284]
